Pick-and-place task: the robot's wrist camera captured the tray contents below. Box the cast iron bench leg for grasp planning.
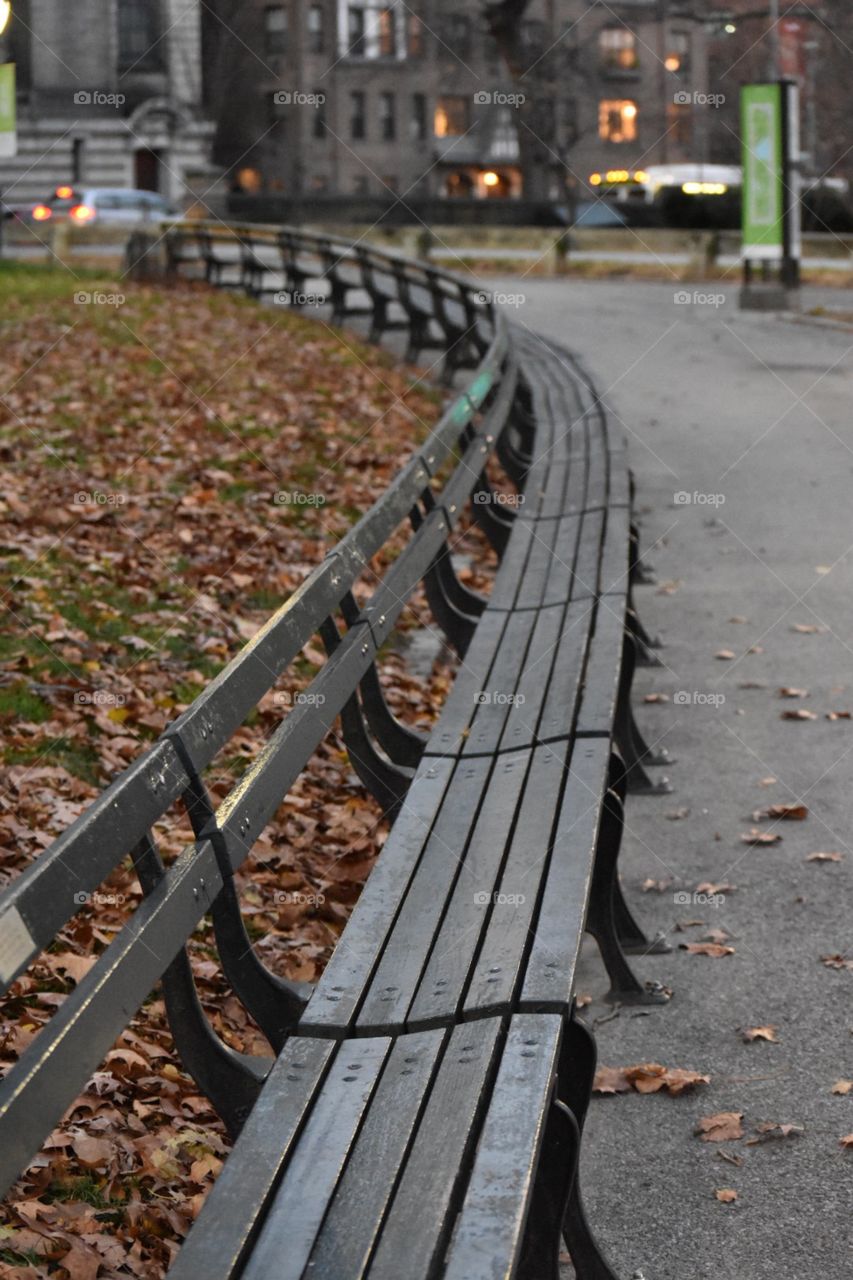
[588,791,671,1005]
[616,630,672,796]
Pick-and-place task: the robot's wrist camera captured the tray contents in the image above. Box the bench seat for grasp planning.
[168,1013,608,1280]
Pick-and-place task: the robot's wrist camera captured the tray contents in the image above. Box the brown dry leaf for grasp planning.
[681,942,735,958]
[643,692,670,703]
[758,776,777,786]
[741,1025,778,1043]
[641,877,673,893]
[666,807,691,821]
[656,579,681,595]
[807,851,843,864]
[821,954,853,971]
[791,623,826,634]
[739,680,767,689]
[715,1188,738,1203]
[831,1080,853,1095]
[840,1133,853,1148]
[594,1064,709,1097]
[827,711,852,721]
[729,615,748,624]
[696,881,736,895]
[696,1111,744,1142]
[71,1136,113,1167]
[592,1066,633,1095]
[715,649,736,660]
[778,687,808,698]
[753,803,808,822]
[781,709,818,721]
[741,828,782,846]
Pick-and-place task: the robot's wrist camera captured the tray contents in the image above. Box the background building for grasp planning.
[201,0,712,214]
[2,0,216,204]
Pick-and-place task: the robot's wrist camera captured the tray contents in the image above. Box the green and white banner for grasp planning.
[741,83,784,260]
[0,63,16,159]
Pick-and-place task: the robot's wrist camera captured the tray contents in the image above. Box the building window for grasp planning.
[350,90,366,139]
[378,7,397,57]
[435,96,469,138]
[599,27,638,72]
[521,20,544,57]
[379,91,396,140]
[448,15,471,56]
[408,14,424,56]
[117,0,164,71]
[411,93,427,142]
[348,6,366,55]
[313,90,327,138]
[264,6,288,56]
[665,32,691,75]
[599,99,638,143]
[308,4,324,53]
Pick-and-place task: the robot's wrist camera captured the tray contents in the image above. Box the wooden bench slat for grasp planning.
[575,600,625,738]
[356,757,492,1035]
[165,1037,335,1280]
[366,1019,503,1280]
[462,742,570,1020]
[299,758,456,1036]
[442,1014,563,1280]
[405,750,532,1030]
[240,1037,391,1280]
[303,1029,445,1277]
[521,738,611,1012]
[536,599,595,744]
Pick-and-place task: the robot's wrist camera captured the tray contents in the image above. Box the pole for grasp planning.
[769,0,780,78]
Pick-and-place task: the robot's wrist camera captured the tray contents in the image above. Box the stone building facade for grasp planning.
[209,0,711,204]
[2,0,216,204]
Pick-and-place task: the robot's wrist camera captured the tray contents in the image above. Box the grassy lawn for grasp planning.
[0,263,477,1279]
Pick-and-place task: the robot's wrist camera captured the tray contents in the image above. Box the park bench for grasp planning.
[0,224,672,1278]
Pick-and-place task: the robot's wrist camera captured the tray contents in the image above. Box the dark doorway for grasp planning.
[134,149,162,191]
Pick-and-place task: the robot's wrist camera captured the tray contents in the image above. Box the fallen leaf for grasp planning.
[791,623,826,634]
[666,807,690,820]
[781,709,818,721]
[656,579,681,595]
[739,680,767,689]
[831,1080,853,1095]
[696,1111,744,1142]
[715,1188,738,1203]
[821,954,853,971]
[594,1064,709,1097]
[641,877,673,893]
[839,1133,853,1148]
[715,649,736,660]
[827,711,852,721]
[680,942,735,958]
[71,1136,113,1167]
[729,616,748,624]
[643,692,670,703]
[741,828,782,845]
[778,687,808,698]
[807,851,843,864]
[717,1149,744,1167]
[741,1025,778,1043]
[815,566,832,575]
[696,881,736,895]
[752,803,808,822]
[758,776,777,786]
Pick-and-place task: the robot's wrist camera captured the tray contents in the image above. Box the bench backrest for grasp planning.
[0,226,525,1199]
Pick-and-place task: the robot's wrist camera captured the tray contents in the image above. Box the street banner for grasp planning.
[741,83,784,260]
[0,63,16,159]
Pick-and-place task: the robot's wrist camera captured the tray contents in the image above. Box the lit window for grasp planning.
[435,96,469,138]
[408,14,424,56]
[378,7,396,57]
[599,27,637,71]
[666,32,690,74]
[264,6,288,56]
[599,99,638,143]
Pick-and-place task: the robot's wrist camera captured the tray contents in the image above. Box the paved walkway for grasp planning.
[493,279,853,1280]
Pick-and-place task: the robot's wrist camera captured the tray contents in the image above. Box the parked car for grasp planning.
[30,186,177,226]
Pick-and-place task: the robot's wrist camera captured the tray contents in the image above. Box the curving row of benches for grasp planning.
[1,223,674,1279]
